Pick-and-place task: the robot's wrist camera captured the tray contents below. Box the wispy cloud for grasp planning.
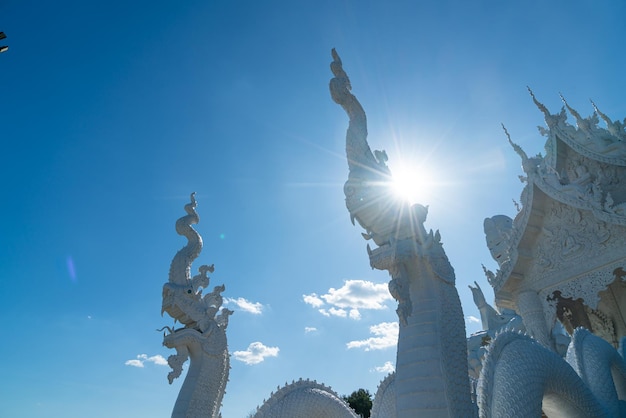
[224,297,263,314]
[125,354,168,368]
[372,361,395,373]
[303,280,392,320]
[232,342,279,365]
[465,315,481,324]
[304,327,318,333]
[347,322,398,351]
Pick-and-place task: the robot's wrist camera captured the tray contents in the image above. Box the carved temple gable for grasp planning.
[530,200,620,282]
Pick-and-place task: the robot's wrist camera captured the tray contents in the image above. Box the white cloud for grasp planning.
[148,355,168,366]
[323,280,392,309]
[466,315,481,324]
[125,359,144,368]
[232,342,279,365]
[305,280,393,320]
[224,297,263,314]
[302,293,325,308]
[125,354,168,368]
[372,361,395,373]
[347,322,399,351]
[328,307,347,317]
[304,327,318,333]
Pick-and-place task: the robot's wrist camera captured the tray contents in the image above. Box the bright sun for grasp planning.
[389,161,437,204]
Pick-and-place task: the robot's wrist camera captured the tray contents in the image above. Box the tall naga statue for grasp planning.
[161,193,233,418]
[330,49,475,417]
[329,50,626,418]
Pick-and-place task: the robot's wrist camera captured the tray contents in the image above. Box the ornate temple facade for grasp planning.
[484,91,626,353]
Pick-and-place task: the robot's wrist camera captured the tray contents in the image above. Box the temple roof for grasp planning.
[529,89,626,166]
[485,92,626,305]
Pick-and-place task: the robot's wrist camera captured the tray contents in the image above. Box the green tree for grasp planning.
[343,388,373,418]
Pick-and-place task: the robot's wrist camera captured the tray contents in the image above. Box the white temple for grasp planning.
[485,90,626,352]
[159,51,626,417]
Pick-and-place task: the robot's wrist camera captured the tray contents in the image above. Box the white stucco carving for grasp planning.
[488,97,626,296]
[371,372,396,418]
[516,289,552,347]
[478,330,625,417]
[484,170,534,293]
[483,216,513,268]
[253,379,358,418]
[503,93,626,227]
[486,93,626,350]
[469,281,521,332]
[541,262,626,327]
[467,281,525,395]
[161,193,231,418]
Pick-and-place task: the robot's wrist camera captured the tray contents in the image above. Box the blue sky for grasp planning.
[2,1,626,417]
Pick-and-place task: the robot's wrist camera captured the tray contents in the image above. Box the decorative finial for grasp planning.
[590,99,603,119]
[502,124,535,175]
[559,93,586,129]
[502,124,520,156]
[591,99,626,141]
[481,264,496,285]
[527,87,550,118]
[528,87,567,129]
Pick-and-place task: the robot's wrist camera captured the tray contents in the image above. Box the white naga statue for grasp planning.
[329,49,626,417]
[161,193,233,418]
[160,195,359,418]
[466,280,524,387]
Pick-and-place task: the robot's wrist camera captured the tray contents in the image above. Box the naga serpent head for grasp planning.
[331,49,429,247]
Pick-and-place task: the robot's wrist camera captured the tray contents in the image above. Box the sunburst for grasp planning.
[388,160,438,205]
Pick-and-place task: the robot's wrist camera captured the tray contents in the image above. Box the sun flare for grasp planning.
[389,161,438,205]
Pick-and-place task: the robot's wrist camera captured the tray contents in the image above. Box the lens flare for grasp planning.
[66,256,77,282]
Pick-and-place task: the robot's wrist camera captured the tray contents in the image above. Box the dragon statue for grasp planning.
[330,48,475,417]
[330,49,626,417]
[253,379,358,418]
[161,193,233,418]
